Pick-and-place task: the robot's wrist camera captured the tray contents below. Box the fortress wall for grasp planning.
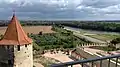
[14,44,33,67]
[0,45,14,67]
[77,43,109,47]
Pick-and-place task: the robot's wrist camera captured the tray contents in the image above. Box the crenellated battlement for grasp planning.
[77,43,111,47]
[14,44,33,67]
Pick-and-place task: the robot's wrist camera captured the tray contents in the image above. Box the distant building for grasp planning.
[0,13,33,67]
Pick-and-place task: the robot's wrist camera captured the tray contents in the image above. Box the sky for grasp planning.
[0,0,120,20]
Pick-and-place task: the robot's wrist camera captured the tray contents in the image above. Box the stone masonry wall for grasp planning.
[0,45,14,67]
[14,44,33,67]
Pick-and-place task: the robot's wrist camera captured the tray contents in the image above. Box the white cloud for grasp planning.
[100,4,120,13]
[0,0,120,20]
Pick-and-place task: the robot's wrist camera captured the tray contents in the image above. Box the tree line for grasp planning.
[61,21,120,32]
[1,20,120,32]
[21,21,120,32]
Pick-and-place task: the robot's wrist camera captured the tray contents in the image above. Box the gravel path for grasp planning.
[43,52,81,67]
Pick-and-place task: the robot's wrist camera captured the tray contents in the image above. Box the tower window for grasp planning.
[8,60,12,65]
[17,45,20,51]
[25,45,27,47]
[7,45,10,49]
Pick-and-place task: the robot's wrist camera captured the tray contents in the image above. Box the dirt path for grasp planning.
[43,52,81,67]
[34,63,44,67]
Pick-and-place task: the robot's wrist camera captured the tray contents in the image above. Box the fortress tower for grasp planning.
[0,13,33,67]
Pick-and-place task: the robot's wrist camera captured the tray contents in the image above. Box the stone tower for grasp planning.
[0,13,33,67]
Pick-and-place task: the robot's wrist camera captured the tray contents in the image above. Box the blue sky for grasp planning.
[0,0,120,20]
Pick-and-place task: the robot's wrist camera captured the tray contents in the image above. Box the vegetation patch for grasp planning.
[30,26,91,51]
[87,34,120,41]
[62,22,120,32]
[89,45,119,51]
[111,37,120,44]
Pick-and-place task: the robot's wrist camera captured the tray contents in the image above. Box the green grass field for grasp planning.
[89,45,118,51]
[87,34,120,41]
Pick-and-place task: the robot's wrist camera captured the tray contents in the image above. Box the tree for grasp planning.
[39,31,43,35]
[111,38,120,45]
[0,34,3,40]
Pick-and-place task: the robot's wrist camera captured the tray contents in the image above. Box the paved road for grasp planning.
[64,27,106,43]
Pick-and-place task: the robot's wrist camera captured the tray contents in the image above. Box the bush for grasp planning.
[33,43,41,51]
[111,38,120,44]
[39,31,43,35]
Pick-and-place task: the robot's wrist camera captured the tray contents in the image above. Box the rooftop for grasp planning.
[0,13,32,45]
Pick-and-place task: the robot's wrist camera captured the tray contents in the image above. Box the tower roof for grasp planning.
[0,14,32,45]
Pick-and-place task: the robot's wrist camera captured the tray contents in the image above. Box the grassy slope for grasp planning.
[87,34,120,41]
